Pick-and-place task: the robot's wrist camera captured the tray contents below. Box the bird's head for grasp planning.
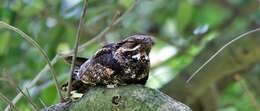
[116,34,154,61]
[118,35,154,53]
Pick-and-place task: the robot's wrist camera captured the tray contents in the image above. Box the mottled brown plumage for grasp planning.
[62,34,154,94]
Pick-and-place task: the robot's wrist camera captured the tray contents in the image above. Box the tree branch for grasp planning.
[67,0,88,98]
[44,85,191,111]
[161,30,260,105]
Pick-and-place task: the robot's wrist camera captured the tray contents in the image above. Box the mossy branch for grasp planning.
[44,85,191,111]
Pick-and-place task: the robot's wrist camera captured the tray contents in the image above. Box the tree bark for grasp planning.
[44,85,191,111]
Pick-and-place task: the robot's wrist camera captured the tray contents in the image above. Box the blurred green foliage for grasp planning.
[0,0,259,110]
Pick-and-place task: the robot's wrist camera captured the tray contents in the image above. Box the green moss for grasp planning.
[66,85,191,111]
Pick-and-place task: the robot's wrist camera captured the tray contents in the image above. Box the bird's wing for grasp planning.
[93,45,123,74]
[64,56,88,67]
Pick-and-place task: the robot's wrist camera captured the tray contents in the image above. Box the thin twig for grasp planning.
[0,22,64,110]
[61,0,138,57]
[67,0,88,97]
[6,0,138,109]
[17,87,40,111]
[4,55,60,111]
[0,91,21,111]
[39,97,47,108]
[0,77,17,93]
[186,28,260,83]
[1,70,19,92]
[2,70,39,110]
[25,87,39,108]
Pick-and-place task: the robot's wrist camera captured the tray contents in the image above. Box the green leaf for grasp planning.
[119,0,134,8]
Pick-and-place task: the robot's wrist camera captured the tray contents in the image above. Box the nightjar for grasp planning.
[62,34,154,94]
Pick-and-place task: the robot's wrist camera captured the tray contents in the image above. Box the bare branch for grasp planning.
[186,28,260,83]
[61,0,138,57]
[17,87,40,111]
[67,0,88,97]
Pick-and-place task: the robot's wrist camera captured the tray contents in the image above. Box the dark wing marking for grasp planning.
[64,56,88,67]
[94,46,123,74]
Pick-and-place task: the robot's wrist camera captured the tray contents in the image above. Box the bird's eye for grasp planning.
[125,42,137,48]
[126,39,135,43]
